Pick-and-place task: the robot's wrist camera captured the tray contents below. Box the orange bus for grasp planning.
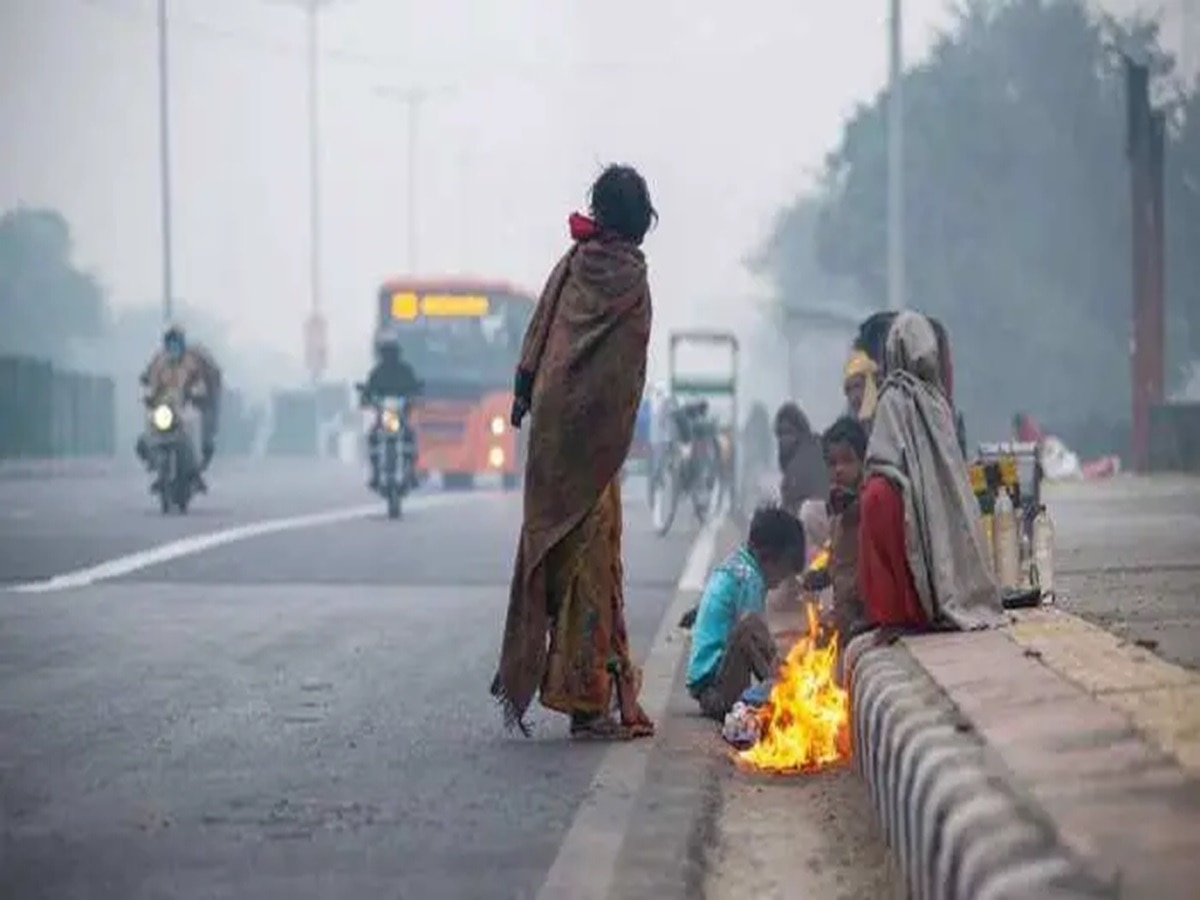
[376,277,536,489]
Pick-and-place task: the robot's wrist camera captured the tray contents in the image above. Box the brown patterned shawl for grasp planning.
[490,237,652,733]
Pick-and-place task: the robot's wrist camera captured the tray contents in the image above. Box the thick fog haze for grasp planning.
[1,0,1195,425]
[1,0,962,387]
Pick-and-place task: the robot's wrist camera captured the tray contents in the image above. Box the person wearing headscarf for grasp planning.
[774,401,830,571]
[490,164,657,742]
[843,349,879,428]
[858,311,1003,635]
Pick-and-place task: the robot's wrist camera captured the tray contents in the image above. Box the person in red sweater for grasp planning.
[858,312,1003,640]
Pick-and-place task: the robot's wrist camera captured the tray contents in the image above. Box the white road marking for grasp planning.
[6,492,463,594]
[536,513,726,900]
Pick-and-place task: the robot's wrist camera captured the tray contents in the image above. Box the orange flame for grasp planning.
[737,601,851,774]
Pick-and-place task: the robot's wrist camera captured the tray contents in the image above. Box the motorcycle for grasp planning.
[143,385,204,515]
[358,385,417,520]
[650,399,723,536]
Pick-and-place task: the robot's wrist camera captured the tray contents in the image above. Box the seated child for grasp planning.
[685,504,807,721]
[821,416,871,644]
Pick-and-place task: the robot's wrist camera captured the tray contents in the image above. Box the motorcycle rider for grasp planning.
[137,325,217,489]
[360,331,422,490]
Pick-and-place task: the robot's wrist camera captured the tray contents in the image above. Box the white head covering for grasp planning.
[867,311,1003,630]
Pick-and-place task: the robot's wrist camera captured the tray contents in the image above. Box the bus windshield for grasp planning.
[376,287,534,389]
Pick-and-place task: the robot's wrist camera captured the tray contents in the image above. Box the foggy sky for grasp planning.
[1,0,1193,386]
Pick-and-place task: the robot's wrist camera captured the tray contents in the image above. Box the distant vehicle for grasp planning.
[650,330,739,533]
[142,384,204,515]
[375,278,535,489]
[356,386,417,520]
[650,398,724,536]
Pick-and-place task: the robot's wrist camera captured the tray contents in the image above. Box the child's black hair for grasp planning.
[822,415,868,462]
[589,164,658,245]
[748,502,806,568]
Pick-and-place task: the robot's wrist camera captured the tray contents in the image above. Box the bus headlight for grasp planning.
[151,404,174,431]
[382,410,401,433]
[488,446,505,469]
[490,415,506,436]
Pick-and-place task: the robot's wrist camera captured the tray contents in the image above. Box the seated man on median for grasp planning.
[686,504,806,721]
[857,310,1003,643]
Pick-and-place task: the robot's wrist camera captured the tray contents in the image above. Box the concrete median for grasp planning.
[846,608,1200,900]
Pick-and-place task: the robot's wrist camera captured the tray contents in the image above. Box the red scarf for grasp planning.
[568,212,599,242]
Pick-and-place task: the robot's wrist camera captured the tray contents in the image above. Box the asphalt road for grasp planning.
[0,463,700,899]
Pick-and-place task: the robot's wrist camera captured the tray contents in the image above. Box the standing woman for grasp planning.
[490,165,657,741]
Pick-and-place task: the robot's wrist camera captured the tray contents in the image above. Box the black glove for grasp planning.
[510,397,529,429]
[511,367,534,429]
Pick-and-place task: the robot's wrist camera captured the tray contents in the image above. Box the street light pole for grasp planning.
[406,90,422,273]
[887,0,905,312]
[157,0,175,324]
[306,1,322,320]
[374,84,457,274]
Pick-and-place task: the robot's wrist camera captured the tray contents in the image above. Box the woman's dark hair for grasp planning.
[773,401,811,437]
[822,415,868,462]
[855,312,898,366]
[748,502,806,567]
[589,164,657,245]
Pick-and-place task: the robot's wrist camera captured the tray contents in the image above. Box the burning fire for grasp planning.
[737,601,851,774]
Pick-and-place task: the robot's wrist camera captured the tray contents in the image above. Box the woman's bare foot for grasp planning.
[570,713,632,742]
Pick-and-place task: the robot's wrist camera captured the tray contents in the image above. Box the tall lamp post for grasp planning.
[270,0,343,384]
[374,84,459,275]
[887,0,905,313]
[157,0,174,324]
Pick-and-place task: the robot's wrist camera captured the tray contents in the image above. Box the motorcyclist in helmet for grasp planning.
[137,325,214,489]
[360,332,422,490]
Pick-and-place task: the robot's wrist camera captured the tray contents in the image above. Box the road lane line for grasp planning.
[536,514,725,900]
[6,492,464,594]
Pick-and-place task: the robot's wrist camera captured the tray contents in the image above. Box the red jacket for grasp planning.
[858,474,929,629]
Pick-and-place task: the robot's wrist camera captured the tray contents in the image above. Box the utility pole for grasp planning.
[1126,58,1166,472]
[306,2,321,323]
[374,84,458,275]
[1183,0,1193,84]
[269,0,340,384]
[887,0,905,312]
[157,0,174,324]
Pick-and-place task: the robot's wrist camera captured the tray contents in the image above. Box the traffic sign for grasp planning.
[304,311,328,380]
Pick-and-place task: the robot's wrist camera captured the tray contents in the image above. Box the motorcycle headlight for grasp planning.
[151,404,174,431]
[382,410,401,433]
[490,415,506,437]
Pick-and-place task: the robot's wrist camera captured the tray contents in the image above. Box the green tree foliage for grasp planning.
[0,208,106,362]
[758,0,1200,439]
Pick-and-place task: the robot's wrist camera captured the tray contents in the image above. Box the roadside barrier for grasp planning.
[0,356,115,459]
[1149,402,1200,472]
[846,638,1116,900]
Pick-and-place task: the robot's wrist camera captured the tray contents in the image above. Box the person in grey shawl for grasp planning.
[858,311,1004,633]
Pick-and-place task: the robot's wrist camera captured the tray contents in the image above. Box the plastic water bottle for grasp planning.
[1032,504,1056,603]
[992,487,1021,591]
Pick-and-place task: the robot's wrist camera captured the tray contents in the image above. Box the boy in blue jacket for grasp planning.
[686,505,806,721]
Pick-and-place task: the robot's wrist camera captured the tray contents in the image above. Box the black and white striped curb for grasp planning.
[847,640,1119,900]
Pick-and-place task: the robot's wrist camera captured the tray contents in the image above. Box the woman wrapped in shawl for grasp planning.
[490,165,657,741]
[858,311,1003,637]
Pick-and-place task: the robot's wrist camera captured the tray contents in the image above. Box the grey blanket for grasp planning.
[865,312,1003,630]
